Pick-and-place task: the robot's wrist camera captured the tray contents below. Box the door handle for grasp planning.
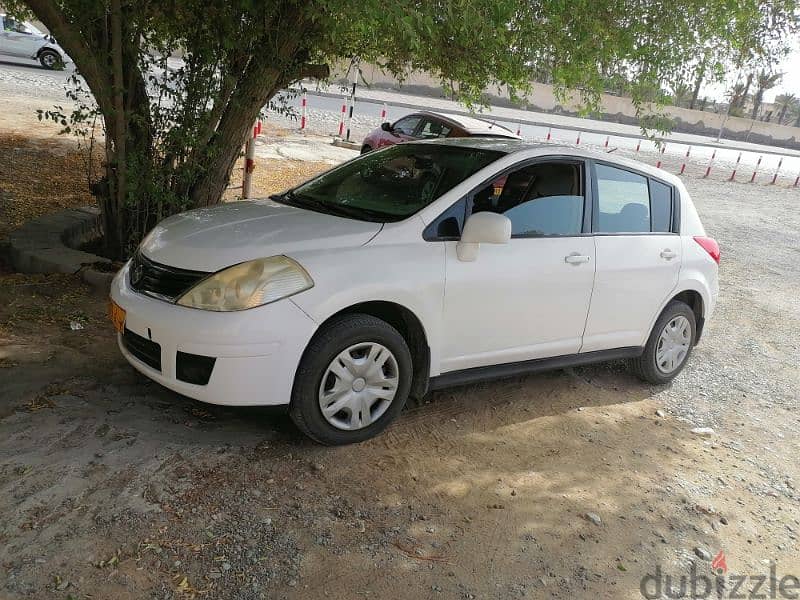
[565,253,591,265]
[660,249,677,260]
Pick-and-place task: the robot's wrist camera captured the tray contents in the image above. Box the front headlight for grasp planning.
[177,256,313,311]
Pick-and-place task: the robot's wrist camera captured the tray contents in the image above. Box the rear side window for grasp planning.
[595,164,676,234]
[418,119,452,139]
[469,161,584,237]
[649,179,673,232]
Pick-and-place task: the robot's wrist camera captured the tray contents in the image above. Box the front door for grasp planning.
[440,160,596,373]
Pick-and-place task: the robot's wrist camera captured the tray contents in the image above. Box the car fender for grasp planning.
[287,240,445,376]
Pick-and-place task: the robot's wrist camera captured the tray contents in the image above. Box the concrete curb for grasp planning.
[331,138,361,151]
[1,206,114,291]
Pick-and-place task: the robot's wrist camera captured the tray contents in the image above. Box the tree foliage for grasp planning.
[7,0,800,257]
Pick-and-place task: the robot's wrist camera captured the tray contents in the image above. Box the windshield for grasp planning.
[283,144,503,222]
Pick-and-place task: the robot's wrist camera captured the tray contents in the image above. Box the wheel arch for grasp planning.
[312,300,431,399]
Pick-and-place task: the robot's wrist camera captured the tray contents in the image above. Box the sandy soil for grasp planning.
[2,76,800,600]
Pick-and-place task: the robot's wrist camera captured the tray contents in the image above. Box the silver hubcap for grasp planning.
[318,342,399,431]
[42,54,55,66]
[656,316,691,374]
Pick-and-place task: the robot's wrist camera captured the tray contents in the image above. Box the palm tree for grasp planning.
[774,93,799,125]
[751,71,783,120]
[671,83,694,107]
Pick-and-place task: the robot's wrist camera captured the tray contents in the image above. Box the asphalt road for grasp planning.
[3,54,800,176]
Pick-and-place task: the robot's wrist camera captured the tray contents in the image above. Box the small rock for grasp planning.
[311,462,324,472]
[287,579,298,587]
[720,516,729,525]
[585,512,602,526]
[656,409,666,418]
[56,580,70,591]
[690,427,715,437]
[694,547,712,560]
[222,562,231,571]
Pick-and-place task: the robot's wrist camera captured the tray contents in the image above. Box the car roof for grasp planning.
[408,137,683,186]
[411,111,520,139]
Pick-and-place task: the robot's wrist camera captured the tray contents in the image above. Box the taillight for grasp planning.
[693,236,720,264]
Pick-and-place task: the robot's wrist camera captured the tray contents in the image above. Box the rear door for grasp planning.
[416,117,452,140]
[581,162,681,352]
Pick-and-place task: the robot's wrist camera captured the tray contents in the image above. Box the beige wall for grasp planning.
[332,62,799,146]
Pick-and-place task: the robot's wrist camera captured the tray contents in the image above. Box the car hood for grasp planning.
[139,199,382,272]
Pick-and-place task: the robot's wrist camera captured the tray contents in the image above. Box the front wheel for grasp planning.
[630,300,696,384]
[360,144,372,154]
[290,314,413,445]
[39,49,63,70]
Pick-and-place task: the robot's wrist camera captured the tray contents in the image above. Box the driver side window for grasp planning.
[392,116,421,136]
[468,161,585,237]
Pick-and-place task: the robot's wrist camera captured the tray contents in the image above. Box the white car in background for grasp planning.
[0,14,68,69]
[110,139,720,445]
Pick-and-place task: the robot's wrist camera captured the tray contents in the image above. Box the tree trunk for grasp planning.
[689,63,705,110]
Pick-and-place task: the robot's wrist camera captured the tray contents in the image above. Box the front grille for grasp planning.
[176,352,217,385]
[122,328,162,371]
[129,252,209,301]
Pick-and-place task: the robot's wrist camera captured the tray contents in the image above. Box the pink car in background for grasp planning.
[360,110,520,154]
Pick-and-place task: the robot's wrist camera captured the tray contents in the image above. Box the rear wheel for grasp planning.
[38,49,63,70]
[360,144,372,154]
[630,301,696,384]
[290,314,412,445]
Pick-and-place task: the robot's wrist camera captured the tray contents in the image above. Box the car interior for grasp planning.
[470,162,585,236]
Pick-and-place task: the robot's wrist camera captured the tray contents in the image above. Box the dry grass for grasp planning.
[224,156,330,202]
[0,133,100,240]
[0,126,329,244]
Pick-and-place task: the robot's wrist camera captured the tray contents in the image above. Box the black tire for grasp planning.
[360,144,372,154]
[290,314,413,445]
[38,49,63,70]
[630,300,696,385]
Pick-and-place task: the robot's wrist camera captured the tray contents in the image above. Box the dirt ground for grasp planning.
[2,89,800,600]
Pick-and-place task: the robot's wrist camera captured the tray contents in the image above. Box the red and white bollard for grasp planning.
[380,102,387,122]
[750,155,763,183]
[300,91,307,131]
[656,144,666,169]
[604,135,609,148]
[546,127,552,141]
[771,157,784,185]
[338,99,347,138]
[242,121,258,199]
[703,149,717,178]
[729,152,742,181]
[635,139,641,153]
[679,146,691,175]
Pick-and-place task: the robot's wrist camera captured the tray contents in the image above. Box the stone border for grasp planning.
[1,206,114,290]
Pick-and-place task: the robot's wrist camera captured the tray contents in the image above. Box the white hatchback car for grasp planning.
[0,14,67,69]
[110,139,719,445]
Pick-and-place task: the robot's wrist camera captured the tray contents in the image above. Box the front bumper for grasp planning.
[110,262,318,406]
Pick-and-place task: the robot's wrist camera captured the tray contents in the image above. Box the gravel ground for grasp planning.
[2,63,800,600]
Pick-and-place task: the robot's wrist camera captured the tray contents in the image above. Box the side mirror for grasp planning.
[456,212,511,262]
[380,122,393,132]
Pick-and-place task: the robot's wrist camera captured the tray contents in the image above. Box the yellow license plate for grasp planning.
[109,299,126,333]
